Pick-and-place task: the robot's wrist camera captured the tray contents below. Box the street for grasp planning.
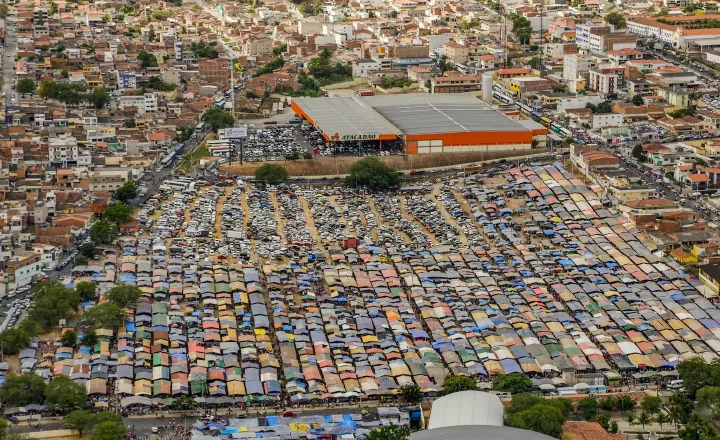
[2,16,17,108]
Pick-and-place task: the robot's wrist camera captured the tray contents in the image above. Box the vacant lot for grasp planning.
[221,149,547,177]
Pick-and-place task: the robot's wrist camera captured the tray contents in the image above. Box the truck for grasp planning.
[356,89,374,97]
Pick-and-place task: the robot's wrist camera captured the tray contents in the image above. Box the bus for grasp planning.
[175,143,185,154]
[540,116,552,127]
[195,122,206,132]
[161,152,176,167]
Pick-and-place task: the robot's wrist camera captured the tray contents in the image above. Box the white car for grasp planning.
[151,427,159,434]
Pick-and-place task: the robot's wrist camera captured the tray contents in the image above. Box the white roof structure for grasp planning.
[428,391,504,430]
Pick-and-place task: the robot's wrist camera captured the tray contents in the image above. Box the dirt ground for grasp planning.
[221,149,548,177]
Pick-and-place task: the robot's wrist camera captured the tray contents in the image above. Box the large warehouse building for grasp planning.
[290,94,547,154]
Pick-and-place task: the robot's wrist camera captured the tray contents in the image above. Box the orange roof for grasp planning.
[687,173,710,182]
[495,68,531,75]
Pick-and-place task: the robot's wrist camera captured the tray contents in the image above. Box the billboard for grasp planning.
[225,127,248,139]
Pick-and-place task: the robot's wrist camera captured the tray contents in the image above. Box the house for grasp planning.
[684,172,711,191]
[699,262,720,294]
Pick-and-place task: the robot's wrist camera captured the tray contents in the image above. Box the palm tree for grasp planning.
[667,403,682,428]
[656,412,669,430]
[625,411,636,428]
[638,411,651,430]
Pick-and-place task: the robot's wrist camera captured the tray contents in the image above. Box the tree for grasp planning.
[86,88,110,108]
[669,392,695,426]
[529,56,542,70]
[609,421,619,434]
[60,330,77,347]
[75,256,89,267]
[93,412,123,426]
[0,4,8,19]
[625,411,636,427]
[82,330,99,348]
[0,328,30,355]
[606,11,627,28]
[345,157,400,190]
[138,51,158,69]
[365,425,410,440]
[669,106,697,118]
[633,144,645,160]
[45,375,88,411]
[90,220,118,244]
[441,374,477,394]
[83,302,128,330]
[0,373,47,406]
[656,412,669,429]
[506,394,573,418]
[18,320,42,337]
[678,414,720,440]
[642,395,663,416]
[104,285,142,308]
[202,108,235,132]
[188,41,219,59]
[491,373,533,394]
[389,10,398,18]
[678,357,715,398]
[172,395,196,417]
[114,181,137,203]
[0,419,7,440]
[75,281,97,303]
[632,95,645,106]
[638,411,652,430]
[599,396,616,412]
[697,387,720,419]
[17,79,36,96]
[91,422,126,440]
[577,396,599,420]
[273,44,288,56]
[398,384,422,403]
[254,164,289,184]
[103,203,132,225]
[597,414,611,431]
[64,410,95,437]
[508,404,566,438]
[29,282,80,330]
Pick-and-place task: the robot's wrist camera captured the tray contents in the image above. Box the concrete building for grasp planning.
[244,37,273,55]
[563,54,594,82]
[89,167,132,192]
[588,69,620,96]
[508,77,555,99]
[352,59,381,78]
[119,93,158,114]
[431,75,481,93]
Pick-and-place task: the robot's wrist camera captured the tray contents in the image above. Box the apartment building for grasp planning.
[430,75,480,93]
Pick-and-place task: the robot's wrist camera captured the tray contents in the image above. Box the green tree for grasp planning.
[86,88,111,108]
[0,418,7,440]
[596,414,610,431]
[656,412,669,430]
[678,357,715,398]
[75,256,89,267]
[365,425,410,440]
[632,95,645,106]
[606,11,627,28]
[491,373,533,394]
[0,4,8,18]
[638,411,652,430]
[64,410,95,437]
[642,395,663,416]
[29,282,81,330]
[45,375,88,411]
[669,392,695,426]
[529,56,542,70]
[254,164,289,184]
[0,373,47,406]
[188,41,219,59]
[599,396,616,412]
[16,79,36,96]
[697,387,720,419]
[75,281,97,303]
[0,329,30,355]
[172,395,196,417]
[389,10,398,18]
[91,422,126,440]
[113,181,137,203]
[83,302,128,330]
[441,374,477,394]
[150,10,173,19]
[82,330,99,348]
[93,412,123,426]
[90,220,118,244]
[17,320,42,337]
[104,284,142,308]
[398,384,422,403]
[508,404,566,438]
[79,243,97,258]
[632,143,645,160]
[202,109,235,132]
[625,411,636,427]
[678,414,720,440]
[273,44,288,56]
[609,421,619,434]
[506,394,573,418]
[345,157,400,190]
[103,202,132,225]
[577,396,599,420]
[60,330,77,347]
[138,51,158,69]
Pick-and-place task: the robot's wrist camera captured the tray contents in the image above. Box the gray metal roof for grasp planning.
[363,93,530,135]
[291,97,401,139]
[410,425,557,440]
